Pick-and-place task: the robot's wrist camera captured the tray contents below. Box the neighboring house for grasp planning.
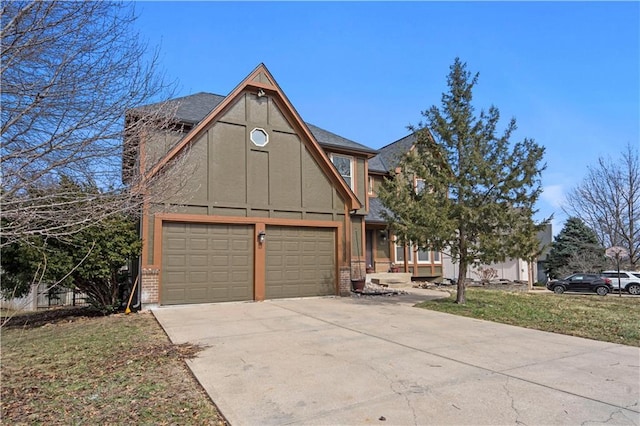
[125,64,545,306]
[441,216,552,284]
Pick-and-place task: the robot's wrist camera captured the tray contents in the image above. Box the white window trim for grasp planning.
[330,153,354,189]
[329,153,355,190]
[394,241,411,263]
[394,241,433,264]
[368,176,374,195]
[414,245,430,264]
[250,127,269,147]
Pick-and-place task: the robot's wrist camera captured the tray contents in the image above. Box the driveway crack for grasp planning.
[503,377,527,425]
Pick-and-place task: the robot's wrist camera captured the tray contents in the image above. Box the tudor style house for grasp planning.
[127,64,378,306]
[125,64,543,307]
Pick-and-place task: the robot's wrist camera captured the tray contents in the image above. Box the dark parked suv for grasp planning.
[546,273,613,296]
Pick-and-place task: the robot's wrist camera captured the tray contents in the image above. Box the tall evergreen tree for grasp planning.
[379,58,546,304]
[545,217,605,278]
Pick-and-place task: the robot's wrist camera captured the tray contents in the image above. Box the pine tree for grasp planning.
[379,58,547,304]
[545,217,605,278]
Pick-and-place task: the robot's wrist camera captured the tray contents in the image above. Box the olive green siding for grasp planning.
[145,92,350,265]
[351,216,363,257]
[356,157,366,210]
[414,265,443,277]
[370,175,385,197]
[145,129,184,172]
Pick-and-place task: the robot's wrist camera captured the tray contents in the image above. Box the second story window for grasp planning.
[368,176,374,195]
[330,154,353,189]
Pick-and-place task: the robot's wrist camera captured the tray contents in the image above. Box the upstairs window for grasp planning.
[330,154,353,189]
[415,178,426,194]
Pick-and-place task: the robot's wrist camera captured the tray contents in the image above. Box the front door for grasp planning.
[365,230,373,270]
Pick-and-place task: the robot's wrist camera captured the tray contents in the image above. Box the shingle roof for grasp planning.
[138,92,376,154]
[365,197,392,224]
[135,92,225,125]
[368,132,417,173]
[305,123,377,155]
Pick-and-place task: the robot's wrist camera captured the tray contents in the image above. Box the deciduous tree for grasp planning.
[1,1,175,247]
[564,145,639,268]
[379,58,546,304]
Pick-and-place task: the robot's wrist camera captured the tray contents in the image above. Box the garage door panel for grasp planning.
[211,271,230,281]
[211,256,229,266]
[266,226,336,299]
[162,222,253,305]
[190,239,208,251]
[266,271,282,281]
[165,288,185,301]
[189,271,207,282]
[285,241,300,251]
[212,240,229,250]
[166,237,186,250]
[232,255,250,266]
[166,254,186,267]
[190,255,208,266]
[302,255,317,265]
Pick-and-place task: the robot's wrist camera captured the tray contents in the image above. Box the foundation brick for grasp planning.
[141,267,160,304]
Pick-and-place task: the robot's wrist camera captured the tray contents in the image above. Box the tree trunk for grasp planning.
[456,231,468,304]
[456,257,468,304]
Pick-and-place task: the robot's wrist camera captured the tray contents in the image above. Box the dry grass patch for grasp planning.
[416,289,640,346]
[1,309,226,425]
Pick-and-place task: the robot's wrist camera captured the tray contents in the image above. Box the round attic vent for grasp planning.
[250,128,269,147]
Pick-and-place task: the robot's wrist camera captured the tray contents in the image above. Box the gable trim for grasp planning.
[144,63,361,211]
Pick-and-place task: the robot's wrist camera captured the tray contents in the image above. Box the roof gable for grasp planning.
[141,93,376,156]
[145,63,362,210]
[368,132,416,173]
[368,128,438,173]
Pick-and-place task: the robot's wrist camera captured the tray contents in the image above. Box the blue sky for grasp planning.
[135,1,639,234]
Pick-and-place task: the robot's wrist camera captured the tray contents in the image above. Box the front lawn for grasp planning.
[416,289,640,346]
[1,309,226,425]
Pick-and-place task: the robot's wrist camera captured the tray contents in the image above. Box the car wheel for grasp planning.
[627,284,640,295]
[553,286,565,294]
[596,286,609,296]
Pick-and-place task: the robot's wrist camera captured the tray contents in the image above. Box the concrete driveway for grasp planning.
[152,290,640,425]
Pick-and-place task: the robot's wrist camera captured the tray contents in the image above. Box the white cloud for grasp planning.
[541,184,566,209]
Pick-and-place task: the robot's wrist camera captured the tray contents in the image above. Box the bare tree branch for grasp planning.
[564,144,640,267]
[0,1,187,247]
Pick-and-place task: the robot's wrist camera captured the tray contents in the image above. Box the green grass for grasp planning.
[1,310,226,425]
[417,289,640,346]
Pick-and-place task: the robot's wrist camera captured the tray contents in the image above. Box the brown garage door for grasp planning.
[162,222,253,305]
[265,226,336,299]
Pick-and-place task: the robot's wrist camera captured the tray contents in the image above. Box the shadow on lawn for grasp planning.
[1,306,106,329]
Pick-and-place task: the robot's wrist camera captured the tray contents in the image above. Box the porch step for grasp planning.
[368,273,413,288]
